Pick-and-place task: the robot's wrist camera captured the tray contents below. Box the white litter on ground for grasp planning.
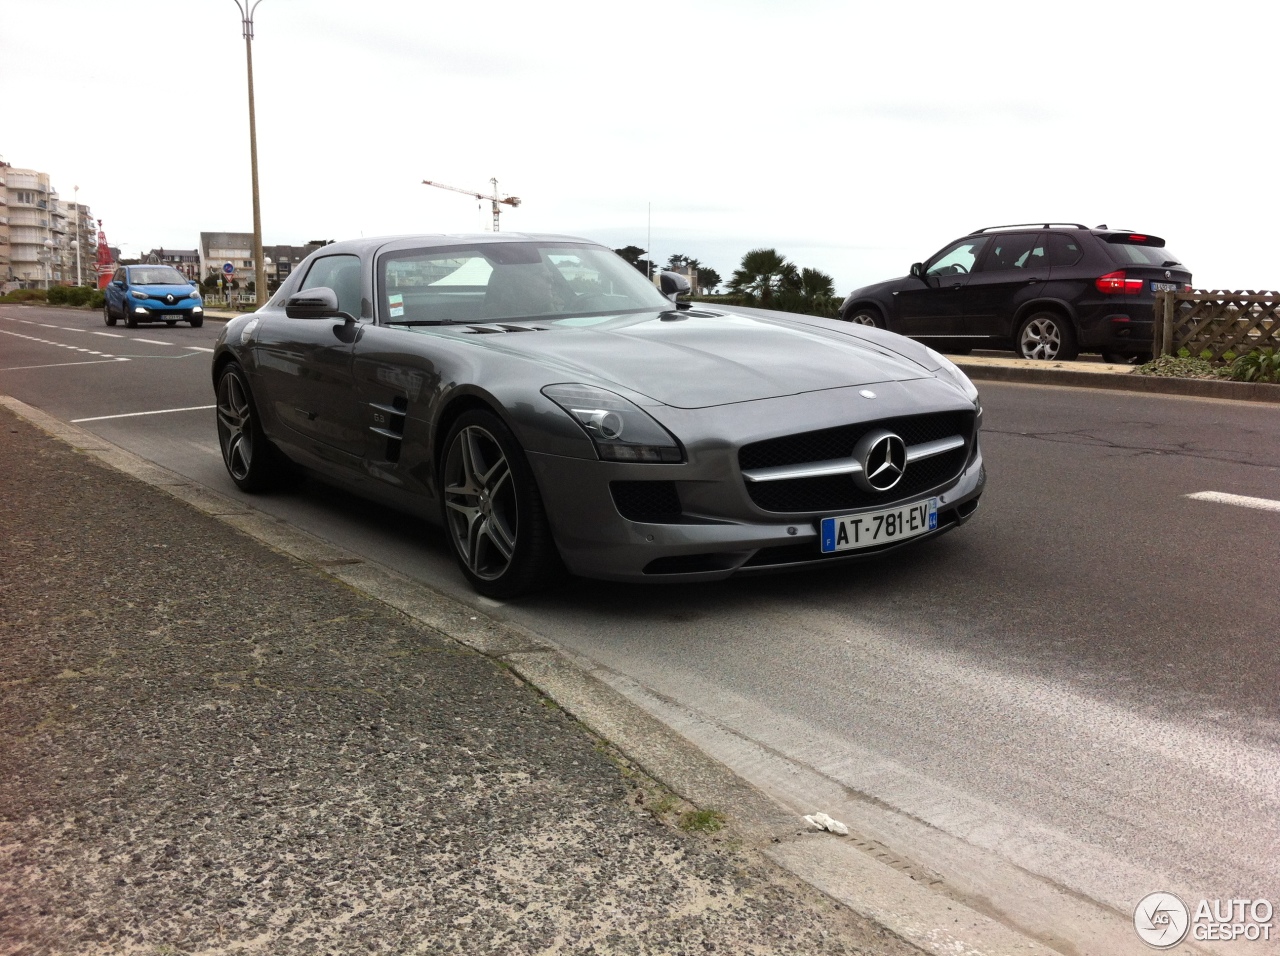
[802,812,849,836]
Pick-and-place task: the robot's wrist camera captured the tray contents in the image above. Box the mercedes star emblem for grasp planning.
[852,429,907,492]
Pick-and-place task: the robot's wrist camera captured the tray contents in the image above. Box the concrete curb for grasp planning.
[956,359,1280,404]
[1,392,1070,956]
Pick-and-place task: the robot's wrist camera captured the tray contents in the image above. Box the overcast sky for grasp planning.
[3,1,1274,293]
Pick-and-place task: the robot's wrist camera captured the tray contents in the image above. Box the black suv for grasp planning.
[838,224,1192,361]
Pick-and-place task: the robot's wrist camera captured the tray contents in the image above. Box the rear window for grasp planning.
[1101,236,1181,267]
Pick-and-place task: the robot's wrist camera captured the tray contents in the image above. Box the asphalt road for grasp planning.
[4,303,1278,950]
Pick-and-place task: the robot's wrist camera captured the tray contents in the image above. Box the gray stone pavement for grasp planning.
[0,405,926,955]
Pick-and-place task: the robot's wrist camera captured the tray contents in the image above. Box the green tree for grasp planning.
[696,266,721,295]
[799,267,835,301]
[728,248,792,304]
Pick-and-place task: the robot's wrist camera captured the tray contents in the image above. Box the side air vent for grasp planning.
[368,396,408,462]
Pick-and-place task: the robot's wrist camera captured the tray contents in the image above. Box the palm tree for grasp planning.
[799,267,835,301]
[728,248,792,303]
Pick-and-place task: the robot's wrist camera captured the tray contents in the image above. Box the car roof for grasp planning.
[311,233,600,257]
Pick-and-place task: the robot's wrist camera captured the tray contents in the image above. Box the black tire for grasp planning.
[844,308,883,328]
[440,409,563,598]
[124,309,138,328]
[1016,311,1078,362]
[165,320,177,327]
[103,304,116,327]
[189,314,204,329]
[215,361,289,492]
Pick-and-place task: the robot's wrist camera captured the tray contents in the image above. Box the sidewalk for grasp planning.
[0,404,924,955]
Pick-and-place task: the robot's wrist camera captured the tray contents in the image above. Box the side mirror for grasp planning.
[909,262,926,280]
[113,280,125,288]
[286,286,353,321]
[658,270,692,304]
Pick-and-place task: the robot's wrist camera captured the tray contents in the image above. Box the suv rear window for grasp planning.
[1105,242,1182,267]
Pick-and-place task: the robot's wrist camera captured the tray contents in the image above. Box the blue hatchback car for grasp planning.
[103,265,205,328]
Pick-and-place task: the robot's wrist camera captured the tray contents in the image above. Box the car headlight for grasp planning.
[921,345,981,407]
[188,290,202,302]
[543,384,684,463]
[130,289,148,299]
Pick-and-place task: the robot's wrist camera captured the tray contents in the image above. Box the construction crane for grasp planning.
[421,177,521,232]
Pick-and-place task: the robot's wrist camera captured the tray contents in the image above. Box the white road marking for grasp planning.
[1186,491,1280,513]
[92,332,125,338]
[1,359,130,371]
[72,404,216,423]
[39,323,60,329]
[185,346,215,353]
[132,338,172,346]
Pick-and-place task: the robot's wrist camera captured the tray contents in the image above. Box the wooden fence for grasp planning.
[1154,290,1280,360]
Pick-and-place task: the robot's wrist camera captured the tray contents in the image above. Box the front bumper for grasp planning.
[130,299,204,321]
[524,378,983,578]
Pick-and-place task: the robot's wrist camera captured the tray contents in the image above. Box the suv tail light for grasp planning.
[1096,270,1143,295]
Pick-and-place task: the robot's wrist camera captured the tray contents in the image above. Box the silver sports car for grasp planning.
[212,234,985,597]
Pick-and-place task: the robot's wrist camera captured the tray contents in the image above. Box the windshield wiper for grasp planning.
[385,318,455,326]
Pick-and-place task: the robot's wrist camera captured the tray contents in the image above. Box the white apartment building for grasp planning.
[0,161,96,290]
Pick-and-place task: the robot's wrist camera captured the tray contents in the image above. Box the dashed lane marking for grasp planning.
[92,332,125,338]
[185,346,215,353]
[132,338,173,346]
[1186,491,1280,513]
[72,404,216,423]
[2,359,129,371]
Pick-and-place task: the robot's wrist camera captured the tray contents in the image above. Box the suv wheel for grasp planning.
[845,308,883,328]
[1017,312,1077,362]
[103,304,117,327]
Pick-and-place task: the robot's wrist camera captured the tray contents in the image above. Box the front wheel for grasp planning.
[1016,312,1078,361]
[440,409,562,598]
[844,308,883,328]
[124,309,138,329]
[189,314,204,328]
[215,362,288,492]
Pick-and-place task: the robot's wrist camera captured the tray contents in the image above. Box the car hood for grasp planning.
[427,309,935,409]
[136,284,199,298]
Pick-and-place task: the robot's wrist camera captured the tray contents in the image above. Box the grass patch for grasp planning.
[678,808,726,833]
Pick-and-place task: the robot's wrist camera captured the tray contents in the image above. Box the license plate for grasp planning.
[820,498,938,553]
[1151,281,1179,292]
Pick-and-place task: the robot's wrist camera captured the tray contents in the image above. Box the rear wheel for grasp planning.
[845,308,883,328]
[103,304,116,327]
[1017,312,1077,361]
[440,409,562,597]
[215,362,289,492]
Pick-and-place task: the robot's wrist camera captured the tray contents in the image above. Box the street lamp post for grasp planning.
[233,0,267,309]
[42,238,55,290]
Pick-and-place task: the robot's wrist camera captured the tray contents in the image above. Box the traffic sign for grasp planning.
[222,261,235,275]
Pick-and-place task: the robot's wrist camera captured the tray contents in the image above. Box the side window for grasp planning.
[1045,233,1083,268]
[300,254,363,319]
[926,237,989,277]
[113,268,125,284]
[980,233,1040,273]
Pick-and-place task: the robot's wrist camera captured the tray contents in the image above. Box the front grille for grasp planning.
[611,480,682,522]
[740,411,974,514]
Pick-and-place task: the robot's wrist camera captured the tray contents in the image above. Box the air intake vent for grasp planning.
[611,481,682,522]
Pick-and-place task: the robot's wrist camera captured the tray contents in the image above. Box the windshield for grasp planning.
[378,242,671,324]
[130,266,190,286]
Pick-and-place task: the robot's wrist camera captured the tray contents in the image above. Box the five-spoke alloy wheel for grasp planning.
[441,410,559,597]
[216,362,286,492]
[1017,311,1078,362]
